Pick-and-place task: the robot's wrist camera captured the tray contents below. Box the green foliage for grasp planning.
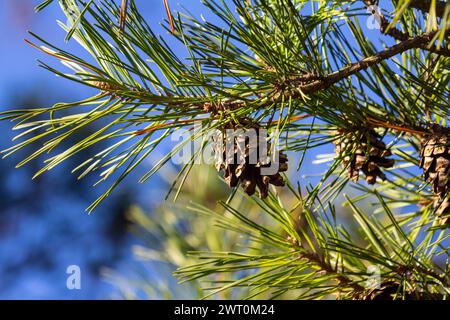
[1,0,450,299]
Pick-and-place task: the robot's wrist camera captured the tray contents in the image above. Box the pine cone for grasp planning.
[214,122,288,198]
[334,128,394,184]
[419,126,450,198]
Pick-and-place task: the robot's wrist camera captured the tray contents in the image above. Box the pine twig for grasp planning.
[212,31,444,110]
[364,1,450,57]
[300,252,365,294]
[119,0,174,34]
[119,0,129,34]
[295,30,440,95]
[422,55,440,122]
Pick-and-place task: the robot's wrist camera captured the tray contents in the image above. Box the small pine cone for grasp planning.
[334,128,394,185]
[214,122,288,198]
[419,126,450,198]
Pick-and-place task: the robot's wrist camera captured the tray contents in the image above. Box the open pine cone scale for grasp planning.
[214,123,288,198]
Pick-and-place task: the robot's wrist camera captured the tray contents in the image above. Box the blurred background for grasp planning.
[0,0,180,299]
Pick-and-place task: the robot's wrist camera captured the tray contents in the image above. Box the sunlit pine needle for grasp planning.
[119,0,129,34]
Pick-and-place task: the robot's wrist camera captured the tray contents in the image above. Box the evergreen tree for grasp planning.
[1,0,449,299]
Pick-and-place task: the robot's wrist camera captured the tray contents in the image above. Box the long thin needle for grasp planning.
[119,0,129,34]
[163,0,175,33]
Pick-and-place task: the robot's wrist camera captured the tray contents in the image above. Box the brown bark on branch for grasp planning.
[409,0,448,17]
[379,15,450,57]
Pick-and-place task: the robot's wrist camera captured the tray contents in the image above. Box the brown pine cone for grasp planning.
[419,125,450,198]
[214,121,288,198]
[334,128,394,184]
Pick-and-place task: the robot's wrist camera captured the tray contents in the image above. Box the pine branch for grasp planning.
[364,1,450,57]
[295,30,440,95]
[168,30,444,135]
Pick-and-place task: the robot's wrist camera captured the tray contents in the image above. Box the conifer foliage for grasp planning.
[1,0,450,299]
